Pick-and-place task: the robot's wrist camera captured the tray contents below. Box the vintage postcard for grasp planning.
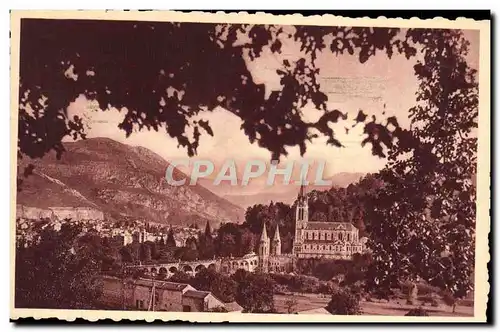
[10,10,491,323]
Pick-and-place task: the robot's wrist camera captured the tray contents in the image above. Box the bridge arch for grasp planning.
[169,266,178,274]
[195,264,206,273]
[183,265,194,275]
[208,263,216,271]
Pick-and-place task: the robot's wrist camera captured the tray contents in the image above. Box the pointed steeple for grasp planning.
[273,224,281,242]
[272,224,282,256]
[260,222,269,242]
[298,182,307,201]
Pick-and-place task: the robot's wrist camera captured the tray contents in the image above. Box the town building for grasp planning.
[99,275,242,312]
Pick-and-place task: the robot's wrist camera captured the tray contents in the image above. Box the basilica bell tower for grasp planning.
[293,183,308,256]
[258,222,270,273]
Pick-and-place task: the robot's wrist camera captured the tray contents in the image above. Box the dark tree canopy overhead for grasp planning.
[19,19,417,162]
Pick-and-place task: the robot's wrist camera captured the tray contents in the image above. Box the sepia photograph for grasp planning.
[9,11,490,323]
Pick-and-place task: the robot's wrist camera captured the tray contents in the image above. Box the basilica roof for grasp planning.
[303,239,349,245]
[304,222,356,231]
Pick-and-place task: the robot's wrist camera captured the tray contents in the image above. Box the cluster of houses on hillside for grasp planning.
[15,204,203,249]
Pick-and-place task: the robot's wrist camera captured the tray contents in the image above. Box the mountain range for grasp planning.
[16,138,244,227]
[16,137,365,226]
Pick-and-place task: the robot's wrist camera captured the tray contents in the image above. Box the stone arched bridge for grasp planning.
[126,253,260,277]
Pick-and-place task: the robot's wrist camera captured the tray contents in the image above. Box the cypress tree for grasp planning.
[166,228,177,248]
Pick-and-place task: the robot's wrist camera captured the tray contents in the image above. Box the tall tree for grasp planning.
[15,224,103,309]
[138,243,152,263]
[185,236,198,252]
[192,269,237,303]
[165,228,177,249]
[204,221,212,238]
[119,247,134,263]
[326,288,361,315]
[145,240,159,260]
[157,236,165,248]
[239,228,256,256]
[198,221,216,260]
[234,272,275,313]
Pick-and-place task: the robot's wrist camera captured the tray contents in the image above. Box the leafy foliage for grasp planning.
[326,288,362,315]
[165,228,177,248]
[440,290,458,312]
[192,268,238,303]
[197,222,216,259]
[234,269,276,313]
[244,201,294,252]
[364,29,477,300]
[15,224,103,309]
[285,296,299,314]
[270,273,323,294]
[405,307,429,316]
[214,223,256,257]
[168,271,193,284]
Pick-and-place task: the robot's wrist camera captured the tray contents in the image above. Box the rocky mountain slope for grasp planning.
[16,138,245,227]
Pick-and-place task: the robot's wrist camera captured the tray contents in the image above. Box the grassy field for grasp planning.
[274,293,474,316]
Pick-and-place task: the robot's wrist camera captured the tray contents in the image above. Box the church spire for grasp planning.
[272,224,282,256]
[273,224,281,241]
[298,182,307,201]
[260,222,269,242]
[299,183,306,198]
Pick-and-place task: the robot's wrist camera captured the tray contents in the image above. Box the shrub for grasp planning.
[326,288,361,315]
[418,294,439,307]
[273,283,288,295]
[405,307,429,316]
[417,283,438,296]
[318,281,336,295]
[208,306,228,312]
[441,290,458,312]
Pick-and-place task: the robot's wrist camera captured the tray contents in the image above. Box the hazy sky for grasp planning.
[67,27,479,177]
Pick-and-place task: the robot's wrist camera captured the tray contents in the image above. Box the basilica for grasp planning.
[257,184,366,271]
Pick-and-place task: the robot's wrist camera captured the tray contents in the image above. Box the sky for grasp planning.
[66,27,479,178]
